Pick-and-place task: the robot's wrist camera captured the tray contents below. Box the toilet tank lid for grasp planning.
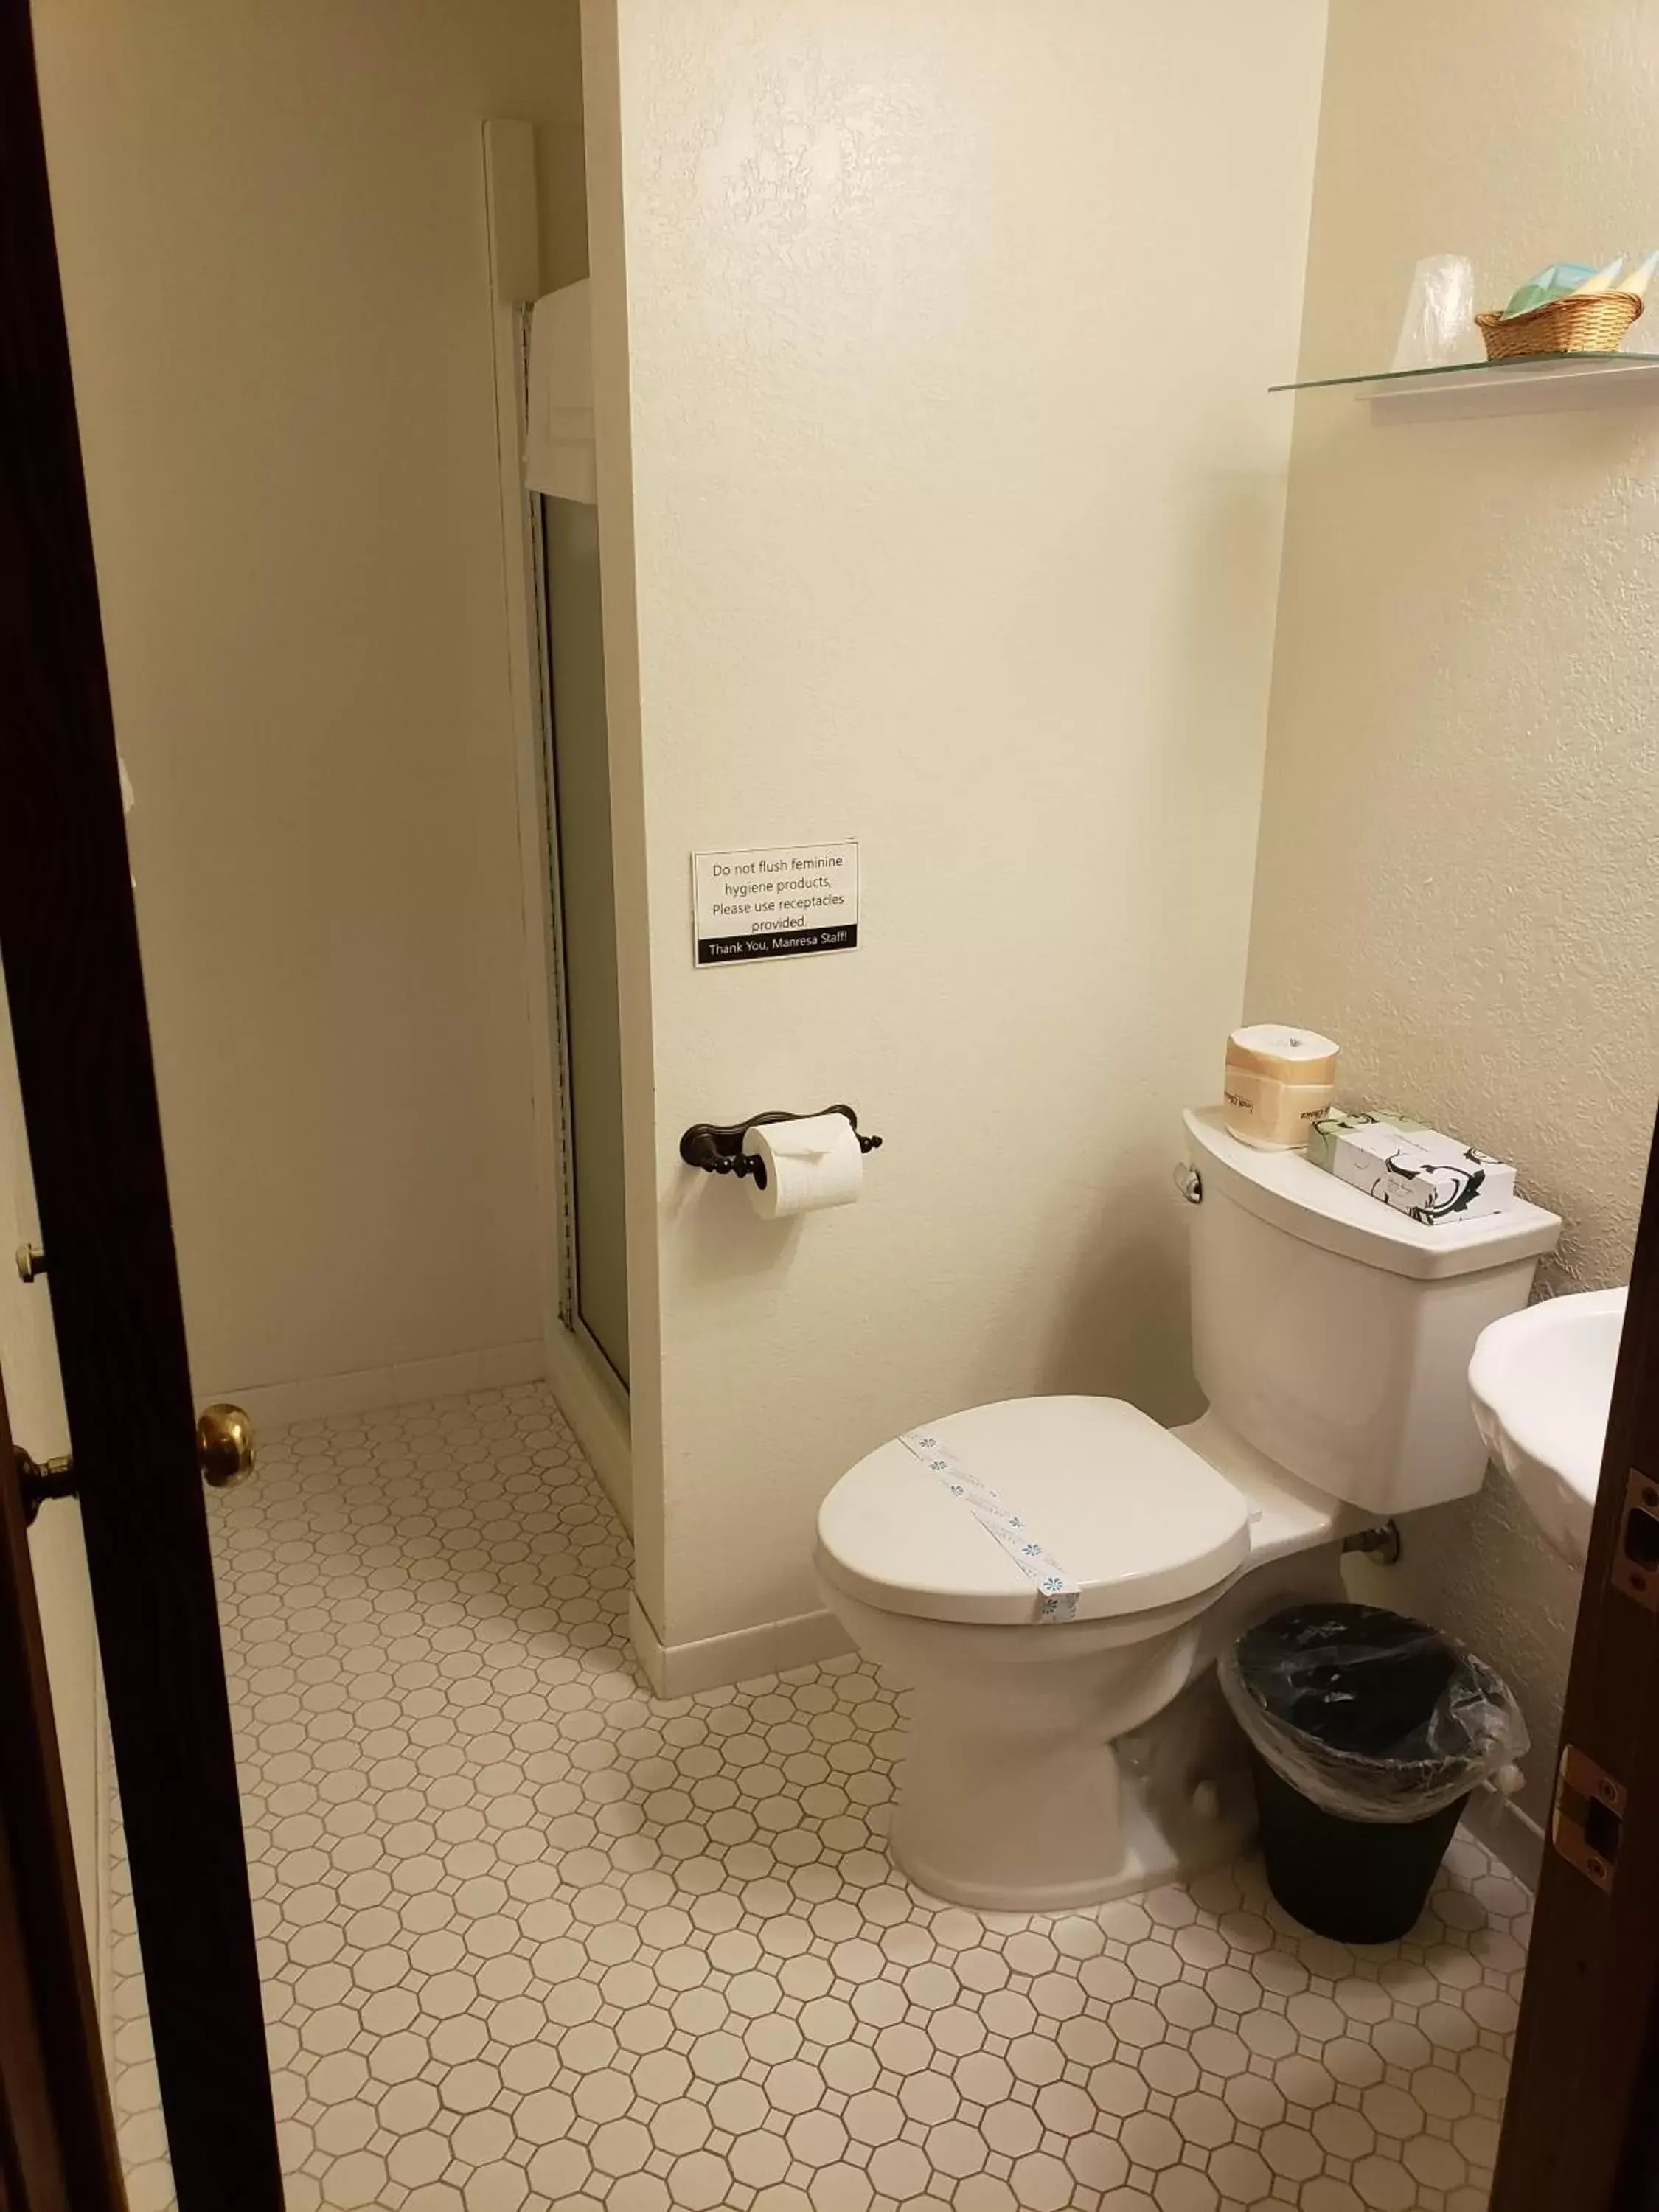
[1183,1107,1562,1282]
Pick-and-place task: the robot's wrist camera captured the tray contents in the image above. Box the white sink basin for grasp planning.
[1467,1287,1627,1567]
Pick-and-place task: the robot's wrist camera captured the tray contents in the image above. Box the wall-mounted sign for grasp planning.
[692,841,859,966]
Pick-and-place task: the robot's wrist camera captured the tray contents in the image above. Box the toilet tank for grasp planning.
[1181,1107,1562,1515]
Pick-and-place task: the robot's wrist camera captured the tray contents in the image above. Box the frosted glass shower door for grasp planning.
[543,495,629,1385]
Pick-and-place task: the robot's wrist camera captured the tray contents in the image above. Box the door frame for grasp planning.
[0,1366,125,2212]
[1489,1103,1659,2208]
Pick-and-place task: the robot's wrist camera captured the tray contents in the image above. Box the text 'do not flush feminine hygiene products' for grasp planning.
[1222,1026,1340,1152]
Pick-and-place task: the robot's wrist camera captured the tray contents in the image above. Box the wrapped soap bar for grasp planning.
[1321,1119,1518,1224]
[1501,261,1597,319]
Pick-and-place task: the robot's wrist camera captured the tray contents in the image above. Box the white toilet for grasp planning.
[815,1107,1562,1912]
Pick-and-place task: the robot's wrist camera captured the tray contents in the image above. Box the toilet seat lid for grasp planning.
[817,1397,1252,1626]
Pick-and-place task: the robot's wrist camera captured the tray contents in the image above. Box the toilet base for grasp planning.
[886,1661,1258,1914]
[893,1735,1257,1913]
[821,1546,1346,1916]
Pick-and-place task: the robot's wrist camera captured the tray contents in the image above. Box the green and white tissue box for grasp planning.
[1312,1113,1517,1224]
[1304,1107,1425,1175]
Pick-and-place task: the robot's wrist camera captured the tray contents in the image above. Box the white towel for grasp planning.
[524,279,597,505]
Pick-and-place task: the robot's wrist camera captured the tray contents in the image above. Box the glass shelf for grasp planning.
[1272,350,1659,421]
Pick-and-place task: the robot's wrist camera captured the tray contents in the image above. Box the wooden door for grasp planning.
[1490,1105,1659,2211]
[0,0,283,2203]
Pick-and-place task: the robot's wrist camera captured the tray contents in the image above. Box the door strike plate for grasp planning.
[1552,1744,1625,1895]
[1612,1467,1659,1610]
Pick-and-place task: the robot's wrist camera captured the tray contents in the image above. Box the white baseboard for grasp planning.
[212,1340,548,1431]
[629,1595,853,1699]
[546,1321,632,1531]
[1462,1785,1545,1891]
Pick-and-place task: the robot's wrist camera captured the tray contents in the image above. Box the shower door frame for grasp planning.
[481,119,631,1520]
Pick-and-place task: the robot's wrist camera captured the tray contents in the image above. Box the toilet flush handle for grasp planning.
[1173,1162,1203,1205]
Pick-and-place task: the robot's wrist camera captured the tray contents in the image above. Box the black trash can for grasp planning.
[1220,1602,1527,1945]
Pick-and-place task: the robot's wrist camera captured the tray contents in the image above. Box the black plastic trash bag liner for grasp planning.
[1220,1602,1528,1826]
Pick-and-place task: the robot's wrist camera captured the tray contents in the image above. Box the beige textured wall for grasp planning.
[1247,0,1659,1826]
[592,0,1330,1655]
[33,0,584,1402]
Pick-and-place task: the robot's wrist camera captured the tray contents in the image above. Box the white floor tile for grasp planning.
[111,1383,1526,2211]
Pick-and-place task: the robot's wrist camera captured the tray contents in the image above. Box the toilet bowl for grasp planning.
[815,1107,1564,1912]
[817,1399,1354,1908]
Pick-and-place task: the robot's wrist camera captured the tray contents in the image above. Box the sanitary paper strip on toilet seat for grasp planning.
[898,1429,1081,1622]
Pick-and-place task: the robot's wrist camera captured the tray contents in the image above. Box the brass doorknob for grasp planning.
[198,1403,256,1489]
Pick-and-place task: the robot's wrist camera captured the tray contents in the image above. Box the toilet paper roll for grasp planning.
[745,1113,863,1221]
[1223,1024,1340,1151]
[1226,1024,1340,1084]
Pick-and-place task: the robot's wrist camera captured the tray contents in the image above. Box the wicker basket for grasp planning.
[1477,291,1643,361]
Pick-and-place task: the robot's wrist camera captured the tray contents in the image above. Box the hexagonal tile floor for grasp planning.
[109,1383,1528,2212]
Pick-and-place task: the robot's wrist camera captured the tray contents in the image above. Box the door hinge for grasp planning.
[15,1445,77,1524]
[1553,1744,1625,1895]
[1611,1467,1659,1610]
